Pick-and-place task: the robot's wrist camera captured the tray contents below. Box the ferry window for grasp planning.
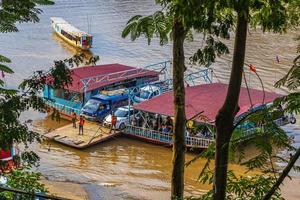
[99,104,105,110]
[61,30,75,41]
[72,93,82,103]
[54,89,82,102]
[54,89,64,99]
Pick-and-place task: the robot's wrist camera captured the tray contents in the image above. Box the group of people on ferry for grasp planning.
[131,114,174,133]
[131,112,213,139]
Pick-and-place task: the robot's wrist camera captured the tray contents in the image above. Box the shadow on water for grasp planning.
[51,33,95,64]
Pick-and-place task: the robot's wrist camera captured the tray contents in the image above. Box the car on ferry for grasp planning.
[81,89,129,121]
[133,85,161,104]
[43,63,160,118]
[103,106,139,130]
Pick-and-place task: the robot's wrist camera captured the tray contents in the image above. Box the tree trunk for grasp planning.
[171,18,186,200]
[263,147,300,200]
[213,10,249,200]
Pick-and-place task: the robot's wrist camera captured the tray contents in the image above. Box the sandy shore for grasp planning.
[41,176,300,200]
[41,180,89,200]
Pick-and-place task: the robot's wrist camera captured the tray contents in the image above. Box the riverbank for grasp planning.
[34,117,300,200]
[41,175,300,200]
[42,179,89,200]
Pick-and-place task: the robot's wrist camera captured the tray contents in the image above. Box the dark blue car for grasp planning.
[81,91,129,121]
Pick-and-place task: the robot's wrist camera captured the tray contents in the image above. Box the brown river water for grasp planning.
[0,0,299,199]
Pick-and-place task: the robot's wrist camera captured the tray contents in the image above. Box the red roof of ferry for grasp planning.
[57,64,159,93]
[133,83,281,123]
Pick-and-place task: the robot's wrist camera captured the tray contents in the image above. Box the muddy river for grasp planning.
[0,0,299,199]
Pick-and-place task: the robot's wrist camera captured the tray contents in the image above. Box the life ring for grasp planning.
[187,120,194,128]
[289,116,296,124]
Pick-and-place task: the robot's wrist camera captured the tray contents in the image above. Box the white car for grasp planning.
[133,85,161,103]
[104,106,138,130]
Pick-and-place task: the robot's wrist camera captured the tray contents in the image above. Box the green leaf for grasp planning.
[0,64,14,74]
[0,55,11,63]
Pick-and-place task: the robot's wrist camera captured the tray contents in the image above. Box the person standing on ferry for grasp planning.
[71,110,77,128]
[79,115,85,135]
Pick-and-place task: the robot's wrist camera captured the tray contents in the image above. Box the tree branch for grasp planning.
[263,147,300,200]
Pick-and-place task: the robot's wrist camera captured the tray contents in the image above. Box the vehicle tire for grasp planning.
[119,123,126,130]
[289,116,296,124]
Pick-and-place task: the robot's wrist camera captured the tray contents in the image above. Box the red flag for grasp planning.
[249,64,257,73]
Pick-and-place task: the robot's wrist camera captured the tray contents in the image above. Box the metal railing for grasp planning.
[184,68,213,86]
[81,61,172,92]
[124,125,214,148]
[238,117,291,139]
[186,136,213,148]
[45,100,81,116]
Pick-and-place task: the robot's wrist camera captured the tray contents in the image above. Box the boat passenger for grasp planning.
[71,110,77,128]
[161,124,170,133]
[79,115,85,135]
[137,116,143,127]
[131,116,137,126]
[201,126,209,138]
[186,128,191,137]
[154,115,163,131]
[145,116,153,129]
[165,116,173,132]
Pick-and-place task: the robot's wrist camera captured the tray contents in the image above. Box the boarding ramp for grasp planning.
[44,121,120,149]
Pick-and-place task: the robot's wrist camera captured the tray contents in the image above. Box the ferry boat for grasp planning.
[43,62,162,118]
[123,83,294,149]
[51,17,93,50]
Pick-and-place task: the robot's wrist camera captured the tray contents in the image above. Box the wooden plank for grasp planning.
[44,121,120,149]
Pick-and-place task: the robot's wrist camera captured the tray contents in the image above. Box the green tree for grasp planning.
[122,1,230,198]
[123,0,300,199]
[187,35,300,200]
[210,1,299,199]
[187,105,297,199]
[262,36,300,200]
[0,1,98,198]
[0,170,47,200]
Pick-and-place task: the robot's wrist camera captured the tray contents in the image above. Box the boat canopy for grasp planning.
[133,83,282,123]
[46,63,159,93]
[50,17,91,37]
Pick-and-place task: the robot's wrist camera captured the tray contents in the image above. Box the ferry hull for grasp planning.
[122,132,172,147]
[122,132,206,151]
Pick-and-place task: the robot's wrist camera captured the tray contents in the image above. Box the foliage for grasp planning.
[186,106,297,199]
[0,169,47,200]
[191,173,282,200]
[0,0,56,169]
[122,11,172,45]
[121,0,231,67]
[0,53,98,166]
[0,0,54,33]
[274,37,300,114]
[0,0,99,198]
[122,0,299,199]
